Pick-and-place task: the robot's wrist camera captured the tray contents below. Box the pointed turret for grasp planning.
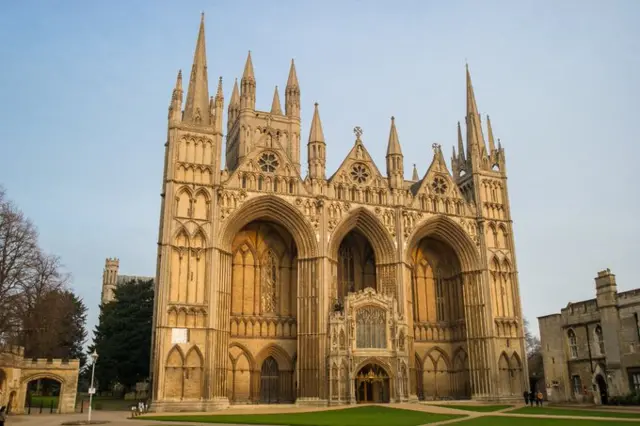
[457,121,465,162]
[386,116,403,156]
[412,164,419,181]
[386,116,404,190]
[285,59,300,118]
[168,69,183,123]
[212,77,224,132]
[240,51,256,110]
[271,86,283,115]
[486,115,496,153]
[227,79,240,130]
[465,64,487,168]
[307,103,326,179]
[183,13,210,126]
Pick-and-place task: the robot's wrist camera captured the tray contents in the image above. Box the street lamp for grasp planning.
[88,350,98,424]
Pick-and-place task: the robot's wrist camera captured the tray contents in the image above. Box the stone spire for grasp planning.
[465,64,487,168]
[183,13,210,125]
[168,69,183,123]
[412,164,419,181]
[307,103,326,179]
[271,86,283,115]
[227,78,240,129]
[285,59,300,118]
[241,51,256,110]
[386,116,404,189]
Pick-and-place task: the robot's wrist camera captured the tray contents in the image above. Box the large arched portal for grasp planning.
[355,364,390,403]
[228,219,297,404]
[406,216,482,400]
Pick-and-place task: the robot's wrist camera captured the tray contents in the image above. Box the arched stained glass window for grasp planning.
[356,306,386,349]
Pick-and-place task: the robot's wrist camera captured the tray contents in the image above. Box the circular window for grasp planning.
[350,163,370,184]
[432,176,448,195]
[258,152,279,173]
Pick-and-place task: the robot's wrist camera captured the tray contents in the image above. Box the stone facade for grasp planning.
[0,346,79,414]
[149,14,527,412]
[101,257,154,304]
[538,269,640,404]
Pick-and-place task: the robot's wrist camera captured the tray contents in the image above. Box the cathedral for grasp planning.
[150,14,527,412]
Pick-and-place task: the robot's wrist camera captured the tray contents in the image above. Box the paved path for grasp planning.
[5,403,640,426]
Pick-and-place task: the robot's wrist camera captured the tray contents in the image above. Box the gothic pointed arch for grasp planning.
[255,344,293,372]
[328,207,395,265]
[404,214,480,272]
[219,195,317,259]
[425,346,451,370]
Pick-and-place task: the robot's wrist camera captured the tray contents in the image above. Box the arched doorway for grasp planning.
[260,357,279,403]
[595,374,608,405]
[355,364,390,403]
[24,377,62,413]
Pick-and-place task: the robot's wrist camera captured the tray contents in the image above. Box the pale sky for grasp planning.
[0,0,638,340]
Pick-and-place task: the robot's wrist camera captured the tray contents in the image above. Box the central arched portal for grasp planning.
[355,364,390,403]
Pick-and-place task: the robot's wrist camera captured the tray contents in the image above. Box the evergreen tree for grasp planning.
[90,278,153,391]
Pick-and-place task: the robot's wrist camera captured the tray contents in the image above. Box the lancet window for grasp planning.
[567,329,578,359]
[261,250,278,314]
[595,325,605,356]
[338,245,355,299]
[356,306,386,349]
[435,268,445,322]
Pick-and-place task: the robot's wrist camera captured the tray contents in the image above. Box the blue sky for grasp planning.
[0,0,638,341]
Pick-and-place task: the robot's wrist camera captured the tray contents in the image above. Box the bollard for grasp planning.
[39,400,43,414]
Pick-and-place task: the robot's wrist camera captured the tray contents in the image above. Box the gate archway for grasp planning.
[355,363,390,403]
[260,357,279,403]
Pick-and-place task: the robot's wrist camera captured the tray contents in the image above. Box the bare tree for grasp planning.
[0,186,69,345]
[523,318,541,356]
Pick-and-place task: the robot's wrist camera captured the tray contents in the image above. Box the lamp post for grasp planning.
[88,350,98,423]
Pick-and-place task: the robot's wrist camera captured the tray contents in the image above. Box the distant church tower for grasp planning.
[101,258,120,304]
[150,14,527,411]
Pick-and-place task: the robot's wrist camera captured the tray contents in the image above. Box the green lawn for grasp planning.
[142,406,465,425]
[29,395,59,407]
[509,406,640,419]
[453,416,640,425]
[434,404,512,412]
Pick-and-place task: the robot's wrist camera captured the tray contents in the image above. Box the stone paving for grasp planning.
[4,402,640,426]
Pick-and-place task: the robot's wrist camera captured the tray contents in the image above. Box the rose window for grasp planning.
[432,176,448,195]
[258,152,279,173]
[350,163,370,184]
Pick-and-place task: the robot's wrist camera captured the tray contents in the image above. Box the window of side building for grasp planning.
[628,368,640,393]
[567,329,578,359]
[571,375,582,397]
[594,325,605,356]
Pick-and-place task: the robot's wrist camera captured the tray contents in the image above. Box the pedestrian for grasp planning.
[529,390,535,406]
[0,405,6,426]
[537,391,544,407]
[522,390,529,405]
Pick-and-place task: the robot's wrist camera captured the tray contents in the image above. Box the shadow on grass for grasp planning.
[508,406,640,419]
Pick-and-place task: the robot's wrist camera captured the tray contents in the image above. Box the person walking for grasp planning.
[0,405,6,426]
[537,391,544,407]
[522,390,529,405]
[529,390,535,406]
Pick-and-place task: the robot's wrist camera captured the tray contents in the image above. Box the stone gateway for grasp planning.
[149,14,527,411]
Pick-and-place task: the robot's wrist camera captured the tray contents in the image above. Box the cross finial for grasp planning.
[353,126,363,141]
[432,143,441,153]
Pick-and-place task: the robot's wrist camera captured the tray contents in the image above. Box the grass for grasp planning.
[74,394,138,411]
[142,405,465,425]
[434,404,512,412]
[452,416,640,425]
[29,395,59,407]
[508,406,640,419]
